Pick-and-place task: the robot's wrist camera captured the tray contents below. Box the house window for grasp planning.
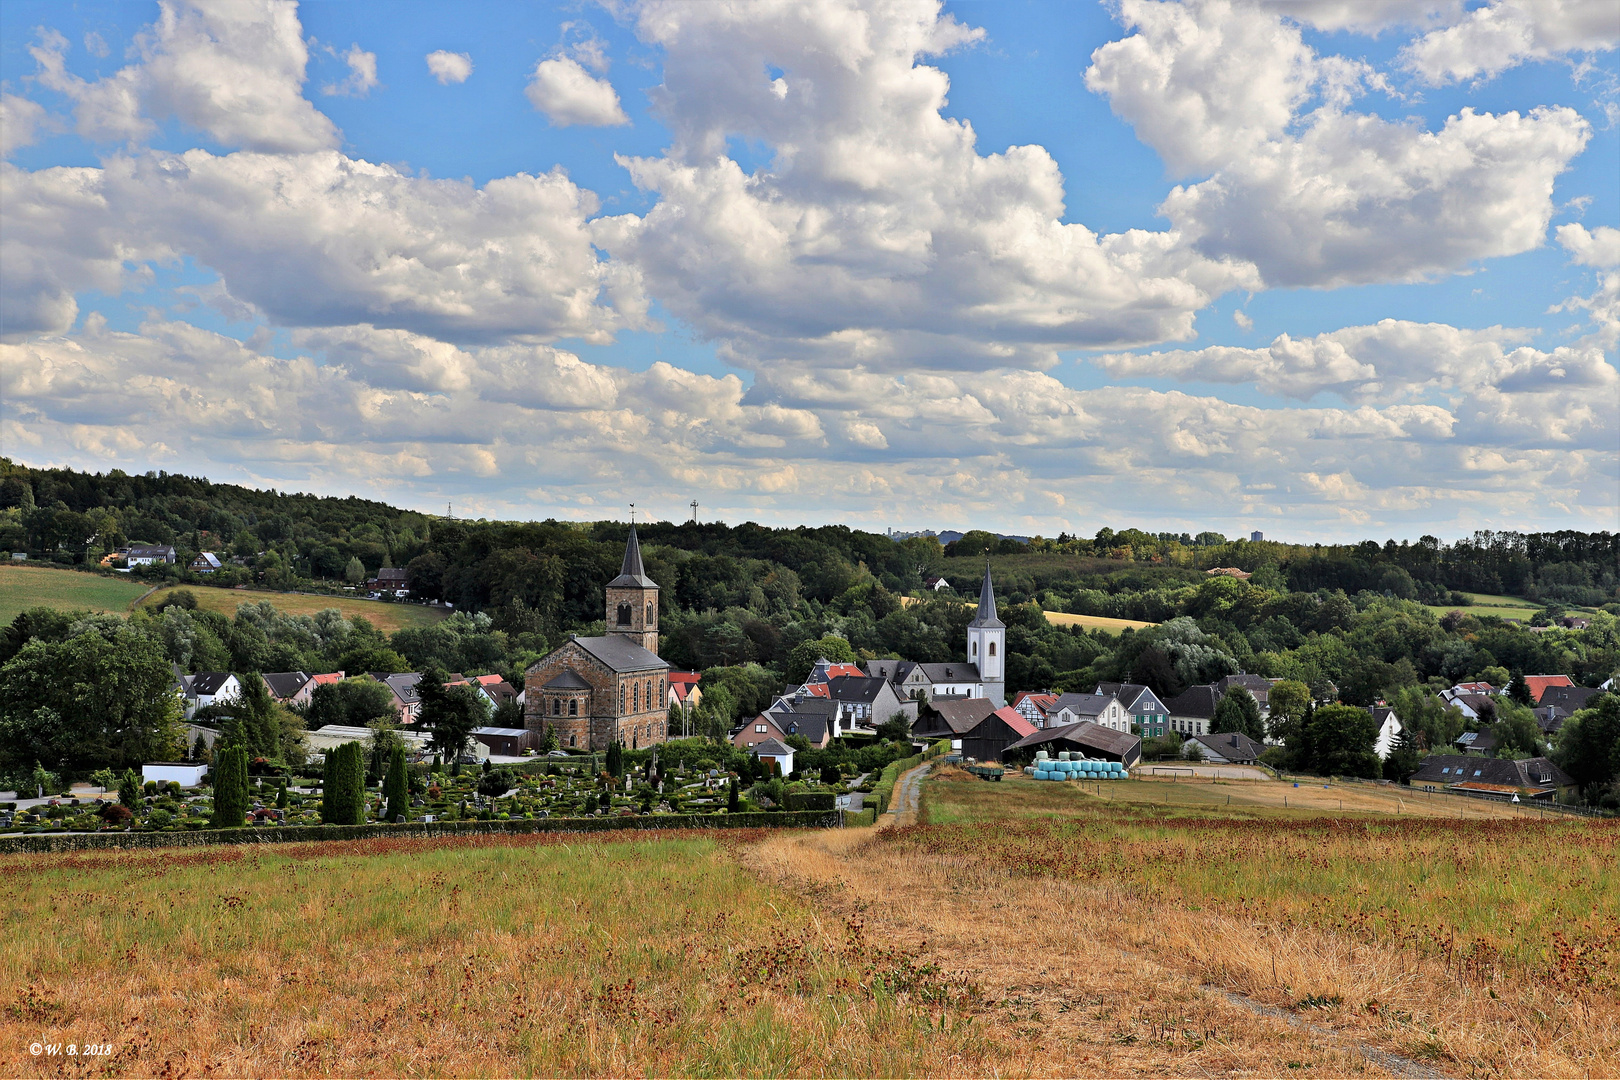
[1441,767,1450,774]
[756,724,767,733]
[569,700,578,716]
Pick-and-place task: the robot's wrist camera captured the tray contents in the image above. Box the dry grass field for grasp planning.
[5,772,1613,1077]
[0,831,995,1078]
[901,594,1154,634]
[0,565,152,625]
[141,584,448,634]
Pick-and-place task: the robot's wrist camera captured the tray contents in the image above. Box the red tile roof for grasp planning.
[992,706,1037,738]
[1524,675,1574,703]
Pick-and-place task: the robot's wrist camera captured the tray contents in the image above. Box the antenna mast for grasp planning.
[690,499,699,524]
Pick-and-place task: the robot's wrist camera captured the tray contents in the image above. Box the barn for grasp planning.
[1006,720,1142,767]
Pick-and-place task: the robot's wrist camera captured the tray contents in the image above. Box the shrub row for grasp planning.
[0,809,840,855]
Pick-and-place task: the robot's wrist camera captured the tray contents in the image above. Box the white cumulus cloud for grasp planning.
[526,56,629,127]
[28,0,339,153]
[322,44,378,98]
[1087,0,1591,288]
[0,93,47,158]
[425,50,472,84]
[1556,223,1620,268]
[1401,0,1620,85]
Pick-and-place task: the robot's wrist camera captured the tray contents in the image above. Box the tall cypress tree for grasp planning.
[211,746,247,828]
[383,744,409,822]
[606,741,623,777]
[320,749,337,823]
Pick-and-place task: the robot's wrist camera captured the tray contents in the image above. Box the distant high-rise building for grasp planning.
[1250,530,1264,542]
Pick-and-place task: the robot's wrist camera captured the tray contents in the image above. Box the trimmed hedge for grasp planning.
[785,791,836,812]
[0,809,840,855]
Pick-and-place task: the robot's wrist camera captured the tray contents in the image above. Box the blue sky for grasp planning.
[1,0,1615,540]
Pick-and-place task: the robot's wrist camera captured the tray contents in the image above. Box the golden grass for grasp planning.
[0,565,153,625]
[141,584,447,634]
[845,772,1620,1077]
[930,772,1529,825]
[899,595,1154,634]
[0,830,999,1078]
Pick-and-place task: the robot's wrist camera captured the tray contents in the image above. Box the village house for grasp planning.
[188,552,222,573]
[1408,754,1575,802]
[1049,691,1131,732]
[261,671,318,707]
[667,671,702,714]
[1094,682,1171,736]
[127,544,177,566]
[1535,684,1601,712]
[369,671,427,723]
[1370,705,1404,759]
[1011,690,1058,729]
[1187,731,1265,765]
[1454,729,1499,756]
[1162,684,1220,736]
[180,672,242,717]
[733,712,791,751]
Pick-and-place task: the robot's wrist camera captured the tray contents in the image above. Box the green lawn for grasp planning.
[142,583,447,633]
[0,564,153,625]
[1424,591,1599,621]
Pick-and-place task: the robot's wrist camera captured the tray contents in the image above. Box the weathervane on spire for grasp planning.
[629,502,636,525]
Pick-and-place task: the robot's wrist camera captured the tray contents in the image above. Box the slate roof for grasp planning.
[1094,682,1163,713]
[914,661,981,683]
[775,712,832,744]
[1189,731,1266,762]
[189,672,236,696]
[1409,754,1572,790]
[1164,685,1221,719]
[1455,729,1499,753]
[752,738,794,757]
[968,564,1003,629]
[1537,684,1601,712]
[370,672,424,704]
[571,635,668,673]
[920,697,998,735]
[261,671,313,699]
[606,524,658,589]
[542,669,593,690]
[827,675,889,703]
[1051,692,1116,718]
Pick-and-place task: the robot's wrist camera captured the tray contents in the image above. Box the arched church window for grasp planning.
[552,698,560,716]
[646,600,655,622]
[989,642,996,656]
[616,602,632,626]
[569,700,578,716]
[634,682,640,711]
[970,641,977,657]
[569,733,577,747]
[620,685,625,713]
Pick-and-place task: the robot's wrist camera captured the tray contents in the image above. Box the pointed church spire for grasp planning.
[607,522,657,588]
[622,523,645,579]
[969,558,1003,628]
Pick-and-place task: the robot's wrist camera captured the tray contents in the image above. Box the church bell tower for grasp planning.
[605,524,660,654]
[966,561,1006,706]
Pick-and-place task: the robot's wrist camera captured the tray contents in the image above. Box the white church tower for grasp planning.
[966,562,1006,706]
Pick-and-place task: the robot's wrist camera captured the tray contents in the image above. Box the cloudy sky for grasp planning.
[1,0,1615,541]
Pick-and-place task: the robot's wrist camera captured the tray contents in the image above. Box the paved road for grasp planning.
[1139,763,1271,782]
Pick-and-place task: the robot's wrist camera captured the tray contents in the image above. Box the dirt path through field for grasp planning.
[744,825,1453,1077]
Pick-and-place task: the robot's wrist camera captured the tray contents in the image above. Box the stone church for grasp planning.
[523,526,671,750]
